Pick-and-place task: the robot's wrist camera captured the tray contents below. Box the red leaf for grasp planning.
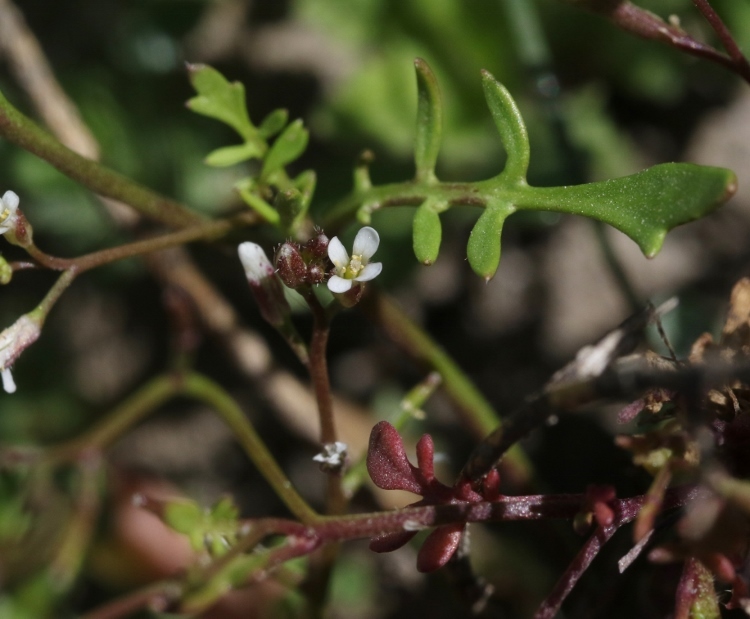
[416,523,464,573]
[369,530,418,553]
[367,421,422,494]
[416,434,435,481]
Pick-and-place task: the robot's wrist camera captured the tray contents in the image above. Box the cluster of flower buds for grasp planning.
[274,230,330,290]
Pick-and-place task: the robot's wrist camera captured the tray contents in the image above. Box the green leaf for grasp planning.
[413,58,442,183]
[294,169,317,211]
[467,201,515,280]
[204,142,264,167]
[258,108,289,139]
[481,70,530,184]
[186,64,259,145]
[164,499,203,535]
[235,178,281,225]
[413,198,446,265]
[261,119,309,179]
[516,163,737,257]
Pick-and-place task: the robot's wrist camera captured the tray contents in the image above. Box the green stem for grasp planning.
[180,372,319,523]
[30,268,77,323]
[361,291,533,482]
[0,87,204,228]
[45,371,318,523]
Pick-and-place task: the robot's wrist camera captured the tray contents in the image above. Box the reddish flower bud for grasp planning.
[304,232,329,261]
[275,242,307,289]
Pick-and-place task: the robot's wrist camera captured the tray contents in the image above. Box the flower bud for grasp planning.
[0,314,42,394]
[238,242,292,328]
[274,242,307,289]
[303,232,329,261]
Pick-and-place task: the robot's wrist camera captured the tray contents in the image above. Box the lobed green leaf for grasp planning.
[412,198,446,265]
[467,201,515,280]
[517,163,737,257]
[204,142,265,167]
[258,108,289,139]
[413,59,443,183]
[261,119,309,179]
[186,64,259,145]
[481,70,530,184]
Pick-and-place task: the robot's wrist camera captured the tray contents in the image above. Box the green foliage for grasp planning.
[329,62,736,279]
[413,59,442,183]
[186,64,314,235]
[164,495,240,557]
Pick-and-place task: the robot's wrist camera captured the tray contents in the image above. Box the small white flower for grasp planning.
[313,441,348,470]
[0,314,41,394]
[238,242,274,285]
[0,191,19,236]
[327,226,382,293]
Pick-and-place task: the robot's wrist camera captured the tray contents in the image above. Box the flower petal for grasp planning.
[327,275,353,293]
[355,262,382,282]
[327,236,349,268]
[2,191,19,211]
[353,226,380,260]
[1,368,16,394]
[238,242,273,284]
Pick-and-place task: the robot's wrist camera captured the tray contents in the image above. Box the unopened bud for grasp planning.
[238,242,291,327]
[275,242,307,289]
[303,232,329,261]
[0,314,42,394]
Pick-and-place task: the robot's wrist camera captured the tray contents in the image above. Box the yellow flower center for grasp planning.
[343,254,364,279]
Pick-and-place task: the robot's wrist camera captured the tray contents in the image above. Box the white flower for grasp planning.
[238,242,274,285]
[313,441,348,470]
[327,226,382,293]
[0,191,19,235]
[0,314,41,394]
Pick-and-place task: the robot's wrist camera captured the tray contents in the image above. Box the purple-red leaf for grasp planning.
[416,434,435,481]
[416,522,464,573]
[367,421,422,494]
[369,530,418,553]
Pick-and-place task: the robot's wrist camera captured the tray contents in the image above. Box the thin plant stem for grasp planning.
[45,371,319,524]
[180,372,320,523]
[0,88,204,228]
[302,289,347,614]
[361,290,534,482]
[24,213,257,274]
[692,0,750,80]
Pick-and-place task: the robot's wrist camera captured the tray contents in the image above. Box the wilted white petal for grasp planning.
[327,236,349,269]
[1,368,15,394]
[355,262,382,282]
[327,275,353,293]
[238,242,273,284]
[352,226,380,260]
